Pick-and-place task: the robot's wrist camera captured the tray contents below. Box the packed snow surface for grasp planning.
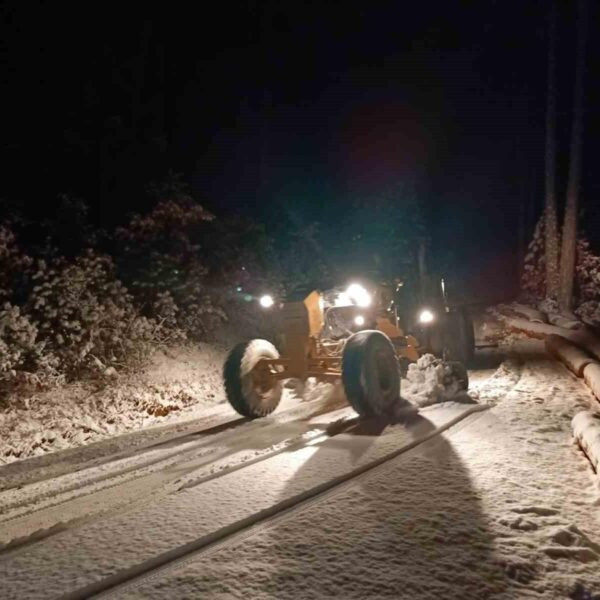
[1,340,600,599]
[112,344,600,599]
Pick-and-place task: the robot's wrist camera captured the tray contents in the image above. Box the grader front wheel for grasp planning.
[342,330,401,417]
[223,339,283,418]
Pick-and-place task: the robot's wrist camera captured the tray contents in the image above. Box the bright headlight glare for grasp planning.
[259,294,274,308]
[354,315,365,327]
[346,283,371,307]
[334,291,352,307]
[419,309,435,324]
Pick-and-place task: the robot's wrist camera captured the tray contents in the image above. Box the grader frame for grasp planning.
[249,289,418,390]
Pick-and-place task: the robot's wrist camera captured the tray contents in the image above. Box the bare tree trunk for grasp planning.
[544,1,560,299]
[559,0,588,311]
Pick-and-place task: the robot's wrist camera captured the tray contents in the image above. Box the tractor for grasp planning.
[223,279,475,419]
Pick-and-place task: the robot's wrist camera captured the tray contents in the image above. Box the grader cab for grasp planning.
[223,281,475,418]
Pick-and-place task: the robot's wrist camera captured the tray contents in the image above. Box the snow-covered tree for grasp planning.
[521,215,546,301]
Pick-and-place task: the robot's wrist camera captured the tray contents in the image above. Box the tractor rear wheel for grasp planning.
[223,339,283,418]
[443,309,475,366]
[342,330,400,417]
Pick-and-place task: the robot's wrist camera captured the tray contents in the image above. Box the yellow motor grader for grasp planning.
[223,281,474,418]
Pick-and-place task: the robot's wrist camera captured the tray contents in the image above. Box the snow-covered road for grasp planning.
[1,341,600,599]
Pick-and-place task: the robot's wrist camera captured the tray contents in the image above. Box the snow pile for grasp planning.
[403,354,472,407]
[572,411,600,475]
[0,344,227,464]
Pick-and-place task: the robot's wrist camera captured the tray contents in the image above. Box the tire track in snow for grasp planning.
[0,392,348,523]
[0,406,357,555]
[61,404,490,600]
[3,354,518,597]
[0,389,347,495]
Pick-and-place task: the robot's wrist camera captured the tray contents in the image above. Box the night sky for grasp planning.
[1,1,598,300]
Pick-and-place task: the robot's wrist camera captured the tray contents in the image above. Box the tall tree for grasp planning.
[544,1,560,300]
[559,0,588,311]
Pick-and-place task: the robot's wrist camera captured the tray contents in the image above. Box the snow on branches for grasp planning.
[520,214,600,324]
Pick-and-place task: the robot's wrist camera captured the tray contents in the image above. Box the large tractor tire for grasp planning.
[342,330,401,417]
[223,339,283,418]
[443,309,475,367]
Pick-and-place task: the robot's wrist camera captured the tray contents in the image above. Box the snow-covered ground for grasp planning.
[108,343,600,600]
[1,335,599,599]
[0,344,228,465]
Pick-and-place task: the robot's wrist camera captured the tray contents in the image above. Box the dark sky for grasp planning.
[1,0,598,299]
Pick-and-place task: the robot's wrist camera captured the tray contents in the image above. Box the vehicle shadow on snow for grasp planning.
[196,409,512,599]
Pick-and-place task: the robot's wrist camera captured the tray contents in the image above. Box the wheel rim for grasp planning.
[250,362,277,397]
[242,359,282,414]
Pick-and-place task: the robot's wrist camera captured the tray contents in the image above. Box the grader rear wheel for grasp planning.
[223,339,283,418]
[342,330,401,417]
[443,309,475,366]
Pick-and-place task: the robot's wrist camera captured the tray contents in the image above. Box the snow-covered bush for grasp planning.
[520,216,600,323]
[520,215,546,301]
[0,225,32,304]
[576,239,600,302]
[574,239,600,323]
[0,302,58,394]
[25,251,175,377]
[115,173,226,339]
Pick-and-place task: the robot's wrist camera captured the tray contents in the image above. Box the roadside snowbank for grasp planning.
[0,344,227,465]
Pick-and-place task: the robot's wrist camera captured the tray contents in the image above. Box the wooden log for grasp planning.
[546,313,584,330]
[545,334,595,377]
[501,316,600,362]
[511,302,548,323]
[504,317,565,339]
[572,411,600,473]
[584,364,600,402]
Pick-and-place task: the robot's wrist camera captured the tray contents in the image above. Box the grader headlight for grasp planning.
[346,283,372,307]
[418,308,435,324]
[259,294,275,308]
